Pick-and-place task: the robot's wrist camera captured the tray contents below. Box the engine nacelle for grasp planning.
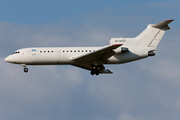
[148,50,156,56]
[121,47,129,53]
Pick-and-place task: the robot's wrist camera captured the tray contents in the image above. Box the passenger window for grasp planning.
[85,50,87,52]
[89,50,91,52]
[82,50,84,52]
[44,51,46,53]
[40,51,42,53]
[63,51,65,52]
[70,50,72,52]
[48,51,50,53]
[74,50,76,52]
[78,50,80,52]
[51,51,53,53]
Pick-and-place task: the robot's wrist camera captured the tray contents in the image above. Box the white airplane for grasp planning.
[5,20,174,75]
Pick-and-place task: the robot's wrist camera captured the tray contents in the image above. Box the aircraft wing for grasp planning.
[71,44,122,62]
[71,63,113,74]
[70,44,122,74]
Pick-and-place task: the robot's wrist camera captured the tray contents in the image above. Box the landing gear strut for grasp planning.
[21,64,28,73]
[90,65,101,75]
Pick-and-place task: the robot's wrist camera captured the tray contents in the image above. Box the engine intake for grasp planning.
[121,47,129,53]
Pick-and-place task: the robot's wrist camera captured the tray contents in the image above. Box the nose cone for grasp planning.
[4,56,12,63]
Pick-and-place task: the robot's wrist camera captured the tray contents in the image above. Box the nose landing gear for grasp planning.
[21,64,28,73]
[24,67,28,73]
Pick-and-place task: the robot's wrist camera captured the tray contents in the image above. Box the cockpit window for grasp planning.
[12,51,20,54]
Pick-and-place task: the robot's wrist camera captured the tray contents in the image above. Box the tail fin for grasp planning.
[136,20,174,47]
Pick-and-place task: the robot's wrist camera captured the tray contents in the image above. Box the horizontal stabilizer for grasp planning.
[152,19,174,29]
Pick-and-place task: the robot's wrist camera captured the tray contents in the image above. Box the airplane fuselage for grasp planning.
[5,46,149,65]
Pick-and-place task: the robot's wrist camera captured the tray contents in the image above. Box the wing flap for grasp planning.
[100,69,113,74]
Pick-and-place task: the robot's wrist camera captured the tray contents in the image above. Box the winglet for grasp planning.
[152,19,174,29]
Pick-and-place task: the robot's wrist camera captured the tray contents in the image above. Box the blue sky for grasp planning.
[0,0,180,120]
[0,0,178,24]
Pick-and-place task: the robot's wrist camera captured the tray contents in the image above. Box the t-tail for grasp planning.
[135,20,174,47]
[109,20,174,56]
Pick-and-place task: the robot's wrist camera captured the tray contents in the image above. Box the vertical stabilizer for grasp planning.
[135,20,174,47]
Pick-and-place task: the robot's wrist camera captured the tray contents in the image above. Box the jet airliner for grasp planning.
[5,20,174,75]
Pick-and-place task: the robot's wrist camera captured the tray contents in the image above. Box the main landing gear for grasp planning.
[90,65,101,75]
[21,64,28,73]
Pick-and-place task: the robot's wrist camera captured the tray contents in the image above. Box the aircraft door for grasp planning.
[57,51,61,58]
[57,50,65,58]
[27,50,31,59]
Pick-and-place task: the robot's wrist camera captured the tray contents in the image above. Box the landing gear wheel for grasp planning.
[95,71,99,75]
[24,68,28,73]
[97,66,101,70]
[90,70,100,76]
[91,71,95,75]
[92,65,96,70]
[92,65,101,70]
[91,65,101,75]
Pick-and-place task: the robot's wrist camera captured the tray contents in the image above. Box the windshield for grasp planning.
[12,51,20,54]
